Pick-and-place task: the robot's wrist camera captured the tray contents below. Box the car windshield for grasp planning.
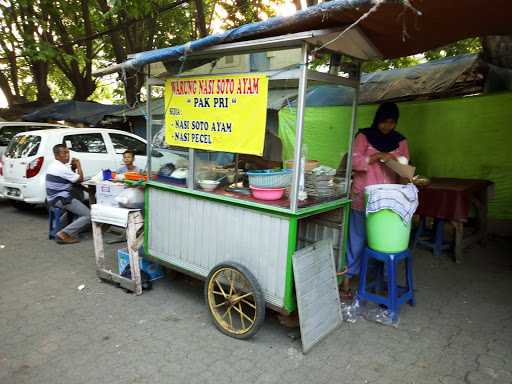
[0,126,26,146]
[5,135,42,158]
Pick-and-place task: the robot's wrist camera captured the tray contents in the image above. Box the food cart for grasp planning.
[96,25,378,339]
[89,0,512,340]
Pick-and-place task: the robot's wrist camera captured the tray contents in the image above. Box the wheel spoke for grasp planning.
[215,280,227,298]
[231,291,254,304]
[213,300,228,308]
[228,270,235,296]
[241,299,256,309]
[238,303,245,329]
[232,270,240,295]
[227,306,233,330]
[232,303,255,325]
[212,290,226,297]
[221,305,234,331]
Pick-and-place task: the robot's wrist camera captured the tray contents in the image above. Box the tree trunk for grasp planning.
[124,74,145,106]
[194,0,208,37]
[14,1,53,105]
[46,2,96,102]
[96,0,127,63]
[481,35,512,69]
[0,39,22,98]
[0,72,17,106]
[31,60,54,105]
[79,0,96,100]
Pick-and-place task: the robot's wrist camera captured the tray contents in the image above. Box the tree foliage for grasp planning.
[215,0,279,29]
[362,38,482,73]
[0,0,283,107]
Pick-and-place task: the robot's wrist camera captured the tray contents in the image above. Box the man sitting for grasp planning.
[46,144,90,244]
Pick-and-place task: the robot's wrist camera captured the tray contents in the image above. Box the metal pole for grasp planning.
[345,66,361,196]
[290,43,309,212]
[234,153,239,185]
[145,67,153,176]
[187,148,195,189]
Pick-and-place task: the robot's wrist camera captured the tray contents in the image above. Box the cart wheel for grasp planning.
[205,262,265,339]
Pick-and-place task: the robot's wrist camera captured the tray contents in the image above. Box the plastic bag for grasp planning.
[115,187,144,209]
[341,297,400,327]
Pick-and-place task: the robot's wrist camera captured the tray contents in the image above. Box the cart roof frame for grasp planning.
[96,27,376,78]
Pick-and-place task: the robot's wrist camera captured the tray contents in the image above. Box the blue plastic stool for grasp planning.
[357,247,415,322]
[48,207,72,240]
[413,216,451,256]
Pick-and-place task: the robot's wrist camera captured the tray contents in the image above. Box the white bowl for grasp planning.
[198,180,220,191]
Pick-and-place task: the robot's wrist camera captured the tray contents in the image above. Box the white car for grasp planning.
[0,122,72,157]
[0,122,72,199]
[0,127,186,207]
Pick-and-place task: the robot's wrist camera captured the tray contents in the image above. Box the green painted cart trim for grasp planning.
[147,180,291,216]
[145,180,350,218]
[284,216,298,313]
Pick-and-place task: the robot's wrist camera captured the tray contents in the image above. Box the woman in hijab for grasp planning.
[341,102,409,299]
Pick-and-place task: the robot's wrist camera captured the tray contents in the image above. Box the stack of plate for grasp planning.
[305,173,336,199]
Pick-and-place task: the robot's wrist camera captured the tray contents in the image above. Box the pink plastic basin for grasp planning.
[250,186,286,201]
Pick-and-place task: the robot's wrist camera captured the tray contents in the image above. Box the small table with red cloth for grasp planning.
[414,178,493,263]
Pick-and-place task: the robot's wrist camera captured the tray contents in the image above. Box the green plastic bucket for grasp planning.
[365,187,411,253]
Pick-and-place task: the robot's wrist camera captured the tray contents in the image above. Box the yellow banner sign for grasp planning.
[164,74,268,156]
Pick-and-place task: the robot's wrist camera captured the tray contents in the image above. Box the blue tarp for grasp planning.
[22,101,127,125]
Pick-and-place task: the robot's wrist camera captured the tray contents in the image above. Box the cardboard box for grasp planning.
[385,159,416,180]
[96,181,127,207]
[117,248,164,281]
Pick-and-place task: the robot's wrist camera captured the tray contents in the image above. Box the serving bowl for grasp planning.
[198,180,220,191]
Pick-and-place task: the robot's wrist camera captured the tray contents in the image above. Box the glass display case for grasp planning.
[146,45,358,215]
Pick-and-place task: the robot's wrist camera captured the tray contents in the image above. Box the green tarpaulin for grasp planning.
[278,92,512,220]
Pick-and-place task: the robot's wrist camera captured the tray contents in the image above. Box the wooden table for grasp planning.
[91,206,144,294]
[81,180,97,205]
[415,178,493,262]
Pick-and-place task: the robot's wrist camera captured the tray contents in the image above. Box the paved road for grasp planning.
[1,200,511,384]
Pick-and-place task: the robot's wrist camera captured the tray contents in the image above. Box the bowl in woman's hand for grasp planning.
[412,175,431,187]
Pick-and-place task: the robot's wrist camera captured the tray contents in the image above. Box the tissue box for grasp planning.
[96,182,127,207]
[117,248,163,281]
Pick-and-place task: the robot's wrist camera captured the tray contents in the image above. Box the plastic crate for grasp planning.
[117,248,163,281]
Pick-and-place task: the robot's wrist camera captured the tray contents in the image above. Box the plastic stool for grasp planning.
[413,216,451,256]
[357,247,415,321]
[48,207,71,240]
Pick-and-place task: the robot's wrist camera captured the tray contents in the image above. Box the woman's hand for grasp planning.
[380,153,395,163]
[369,152,395,164]
[369,153,382,164]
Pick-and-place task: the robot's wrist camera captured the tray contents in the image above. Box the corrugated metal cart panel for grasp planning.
[297,208,346,271]
[147,187,290,308]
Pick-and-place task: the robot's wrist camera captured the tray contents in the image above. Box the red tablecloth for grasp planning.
[416,178,492,221]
